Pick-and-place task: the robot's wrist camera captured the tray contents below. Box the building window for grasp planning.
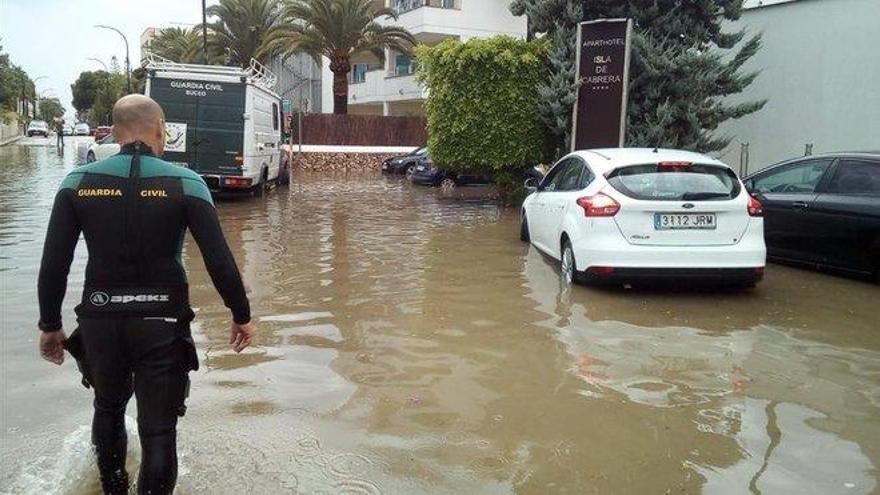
[394,54,416,77]
[350,64,368,84]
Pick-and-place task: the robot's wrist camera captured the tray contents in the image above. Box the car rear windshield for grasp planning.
[607,163,741,201]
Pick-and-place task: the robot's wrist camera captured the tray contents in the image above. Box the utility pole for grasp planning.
[202,0,209,64]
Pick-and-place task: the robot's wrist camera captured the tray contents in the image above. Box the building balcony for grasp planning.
[349,68,426,106]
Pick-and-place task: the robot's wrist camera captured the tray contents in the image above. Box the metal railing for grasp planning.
[393,0,460,14]
[142,52,278,90]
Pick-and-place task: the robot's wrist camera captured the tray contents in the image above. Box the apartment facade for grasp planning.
[718,0,880,173]
[320,0,527,116]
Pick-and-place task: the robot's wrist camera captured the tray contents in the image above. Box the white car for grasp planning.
[74,122,90,136]
[85,134,120,163]
[521,148,766,287]
[27,120,49,137]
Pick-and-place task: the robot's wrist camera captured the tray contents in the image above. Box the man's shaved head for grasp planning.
[112,94,166,155]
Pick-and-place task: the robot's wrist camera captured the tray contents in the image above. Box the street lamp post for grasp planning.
[94,24,131,93]
[86,57,109,71]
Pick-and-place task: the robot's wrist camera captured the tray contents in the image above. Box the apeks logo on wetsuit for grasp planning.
[78,188,123,197]
[89,291,171,306]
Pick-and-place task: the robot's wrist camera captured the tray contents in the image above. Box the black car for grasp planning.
[382,146,428,178]
[744,152,880,281]
[409,157,494,189]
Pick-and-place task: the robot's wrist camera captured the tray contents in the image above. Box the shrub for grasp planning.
[416,36,552,196]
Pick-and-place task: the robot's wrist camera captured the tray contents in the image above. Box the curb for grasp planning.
[0,135,23,147]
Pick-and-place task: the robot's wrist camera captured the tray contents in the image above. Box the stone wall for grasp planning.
[291,152,395,172]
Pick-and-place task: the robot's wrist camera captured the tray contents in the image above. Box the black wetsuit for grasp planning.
[37,142,250,494]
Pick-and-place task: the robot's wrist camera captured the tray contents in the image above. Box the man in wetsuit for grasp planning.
[37,94,256,494]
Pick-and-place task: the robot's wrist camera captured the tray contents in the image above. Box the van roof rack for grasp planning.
[142,52,278,90]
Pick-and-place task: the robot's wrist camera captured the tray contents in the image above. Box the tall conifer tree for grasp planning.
[510,0,765,155]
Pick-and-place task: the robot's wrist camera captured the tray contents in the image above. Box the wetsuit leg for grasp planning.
[78,318,134,495]
[124,318,191,495]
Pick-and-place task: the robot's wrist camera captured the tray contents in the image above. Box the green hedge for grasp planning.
[416,36,551,189]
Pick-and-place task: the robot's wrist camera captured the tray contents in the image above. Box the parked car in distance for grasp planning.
[63,124,74,136]
[26,120,49,137]
[383,146,427,178]
[522,148,766,287]
[85,134,120,163]
[93,125,112,141]
[410,157,494,190]
[74,122,90,136]
[744,152,880,282]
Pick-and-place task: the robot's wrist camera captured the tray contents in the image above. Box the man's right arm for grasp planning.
[183,178,251,324]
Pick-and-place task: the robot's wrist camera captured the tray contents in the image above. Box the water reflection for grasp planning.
[1,156,878,493]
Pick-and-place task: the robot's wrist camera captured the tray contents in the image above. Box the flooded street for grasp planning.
[2,139,879,494]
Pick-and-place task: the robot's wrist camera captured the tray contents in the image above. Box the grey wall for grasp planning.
[716,0,880,174]
[269,53,323,113]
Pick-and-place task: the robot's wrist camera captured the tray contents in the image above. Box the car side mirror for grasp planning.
[524,177,540,192]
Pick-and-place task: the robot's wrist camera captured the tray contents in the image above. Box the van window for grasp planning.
[272,102,279,131]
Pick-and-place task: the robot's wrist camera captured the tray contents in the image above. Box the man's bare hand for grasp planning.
[229,321,256,353]
[39,330,67,365]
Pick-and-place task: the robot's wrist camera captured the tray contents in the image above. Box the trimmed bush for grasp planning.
[416,36,551,193]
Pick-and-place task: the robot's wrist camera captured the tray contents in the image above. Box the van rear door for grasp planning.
[149,77,246,177]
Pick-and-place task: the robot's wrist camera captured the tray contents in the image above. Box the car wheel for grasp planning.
[561,238,587,285]
[86,151,96,163]
[440,178,456,192]
[520,213,530,242]
[405,165,415,180]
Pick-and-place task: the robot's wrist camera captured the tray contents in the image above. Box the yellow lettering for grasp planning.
[77,188,122,197]
[140,190,168,198]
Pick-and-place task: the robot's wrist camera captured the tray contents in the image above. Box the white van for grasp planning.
[143,54,289,195]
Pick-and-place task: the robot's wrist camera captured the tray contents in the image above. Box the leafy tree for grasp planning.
[38,97,65,122]
[510,0,765,154]
[202,0,282,67]
[89,73,127,125]
[263,0,416,114]
[0,41,35,114]
[416,36,551,197]
[71,70,110,115]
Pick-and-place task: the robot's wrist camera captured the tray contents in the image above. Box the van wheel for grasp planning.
[253,168,270,197]
[405,165,415,180]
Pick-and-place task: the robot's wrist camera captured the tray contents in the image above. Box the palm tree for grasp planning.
[262,0,417,114]
[203,0,283,67]
[147,27,202,63]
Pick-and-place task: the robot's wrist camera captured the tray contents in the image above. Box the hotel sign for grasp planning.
[571,19,633,151]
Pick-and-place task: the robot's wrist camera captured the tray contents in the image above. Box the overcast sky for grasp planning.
[1,0,220,118]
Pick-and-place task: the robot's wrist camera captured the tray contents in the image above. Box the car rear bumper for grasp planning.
[569,218,766,274]
[583,266,764,285]
[411,173,440,185]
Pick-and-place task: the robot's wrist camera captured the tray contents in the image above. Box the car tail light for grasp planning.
[587,266,616,277]
[747,195,763,217]
[657,161,692,172]
[576,193,620,217]
[223,177,252,187]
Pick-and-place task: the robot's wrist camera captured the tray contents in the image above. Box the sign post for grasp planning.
[571,18,633,151]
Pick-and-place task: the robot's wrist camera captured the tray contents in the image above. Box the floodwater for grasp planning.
[1,138,879,494]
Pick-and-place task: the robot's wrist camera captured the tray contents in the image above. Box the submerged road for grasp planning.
[1,139,879,494]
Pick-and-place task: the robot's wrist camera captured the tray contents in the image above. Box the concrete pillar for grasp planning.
[382,101,391,116]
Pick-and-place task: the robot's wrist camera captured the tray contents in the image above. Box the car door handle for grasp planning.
[792,201,810,209]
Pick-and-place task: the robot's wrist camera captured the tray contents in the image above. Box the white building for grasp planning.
[718,0,880,173]
[321,0,527,116]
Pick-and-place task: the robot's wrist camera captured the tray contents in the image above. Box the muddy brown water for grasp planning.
[1,140,879,494]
